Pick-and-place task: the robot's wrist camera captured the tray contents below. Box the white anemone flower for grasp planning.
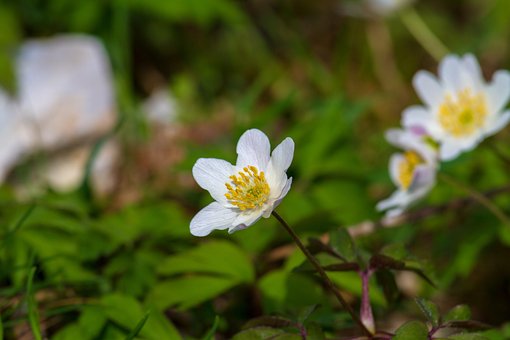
[403,54,510,161]
[191,129,294,237]
[376,127,438,217]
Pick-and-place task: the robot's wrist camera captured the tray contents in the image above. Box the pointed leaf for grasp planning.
[307,238,345,261]
[297,305,320,324]
[369,254,405,270]
[393,321,428,340]
[202,315,220,340]
[125,311,150,340]
[415,298,440,327]
[243,316,294,330]
[375,269,399,303]
[443,320,491,331]
[444,305,471,323]
[329,227,357,262]
[402,266,436,287]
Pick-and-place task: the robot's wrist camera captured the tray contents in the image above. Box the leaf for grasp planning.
[125,311,150,340]
[369,254,405,270]
[297,305,320,324]
[329,227,357,262]
[148,275,236,310]
[393,321,429,340]
[201,315,220,340]
[443,320,491,331]
[322,263,360,272]
[307,238,345,261]
[243,316,294,330]
[447,333,488,340]
[102,294,180,339]
[444,305,471,323]
[232,327,285,339]
[158,240,254,283]
[305,322,325,340]
[26,267,42,340]
[415,298,440,328]
[375,269,399,304]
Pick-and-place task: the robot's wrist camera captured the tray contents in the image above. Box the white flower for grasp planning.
[376,127,437,217]
[366,0,414,17]
[191,129,294,237]
[403,54,510,161]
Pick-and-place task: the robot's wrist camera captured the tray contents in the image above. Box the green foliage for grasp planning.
[393,321,429,340]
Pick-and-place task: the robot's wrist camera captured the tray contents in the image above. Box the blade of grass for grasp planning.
[201,315,220,340]
[125,311,150,340]
[26,266,42,340]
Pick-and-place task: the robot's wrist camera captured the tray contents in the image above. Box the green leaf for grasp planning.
[375,269,399,304]
[125,311,150,340]
[305,322,325,340]
[329,227,357,262]
[415,298,440,327]
[26,267,42,340]
[148,275,236,310]
[242,316,294,330]
[158,240,254,282]
[232,327,285,339]
[443,321,491,331]
[297,305,320,324]
[393,321,429,340]
[447,333,488,340]
[102,294,180,339]
[444,305,471,323]
[201,315,220,340]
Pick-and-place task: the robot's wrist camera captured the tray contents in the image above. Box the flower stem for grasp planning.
[272,211,373,337]
[400,7,449,62]
[360,270,376,335]
[439,173,510,228]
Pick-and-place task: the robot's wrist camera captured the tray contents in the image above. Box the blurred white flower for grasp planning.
[142,88,178,125]
[377,127,437,217]
[366,0,414,17]
[191,129,294,236]
[403,54,510,160]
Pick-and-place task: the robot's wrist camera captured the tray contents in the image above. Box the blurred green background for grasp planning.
[1,0,510,339]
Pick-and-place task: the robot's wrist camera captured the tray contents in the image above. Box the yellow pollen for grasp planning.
[438,88,488,137]
[398,151,423,190]
[224,165,270,211]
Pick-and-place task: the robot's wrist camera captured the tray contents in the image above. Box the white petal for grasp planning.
[402,106,432,129]
[462,54,483,84]
[389,153,404,187]
[192,158,234,204]
[376,190,408,211]
[385,129,404,148]
[439,55,462,93]
[190,202,237,237]
[410,164,436,192]
[413,71,443,108]
[230,211,263,233]
[384,207,405,219]
[439,141,466,161]
[236,129,271,170]
[271,177,293,211]
[485,110,510,136]
[486,70,510,114]
[266,137,294,194]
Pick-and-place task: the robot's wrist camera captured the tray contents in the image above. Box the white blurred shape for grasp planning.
[142,88,178,125]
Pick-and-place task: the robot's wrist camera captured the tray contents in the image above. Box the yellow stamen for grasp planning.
[224,166,270,211]
[438,88,488,137]
[398,151,423,190]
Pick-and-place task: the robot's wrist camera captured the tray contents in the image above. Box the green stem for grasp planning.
[400,7,449,61]
[272,211,373,337]
[439,173,510,228]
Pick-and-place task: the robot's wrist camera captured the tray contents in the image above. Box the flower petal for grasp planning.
[413,71,443,108]
[270,177,293,213]
[389,153,404,187]
[486,70,510,114]
[376,189,408,211]
[266,137,294,194]
[462,54,483,85]
[439,141,467,161]
[485,110,510,136]
[190,202,237,237]
[439,54,462,93]
[402,106,432,129]
[192,158,234,204]
[230,211,263,233]
[236,129,271,170]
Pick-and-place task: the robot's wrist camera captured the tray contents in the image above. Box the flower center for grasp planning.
[438,88,488,137]
[225,166,270,211]
[398,151,423,190]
